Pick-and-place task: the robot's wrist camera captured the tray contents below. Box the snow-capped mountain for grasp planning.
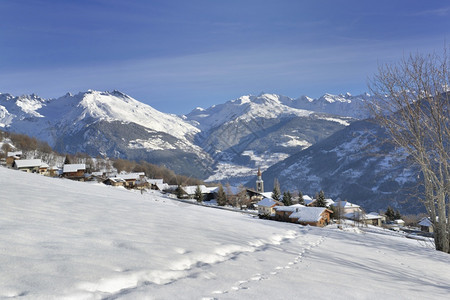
[0,90,213,178]
[186,93,355,184]
[251,119,422,214]
[1,90,371,182]
[282,92,372,119]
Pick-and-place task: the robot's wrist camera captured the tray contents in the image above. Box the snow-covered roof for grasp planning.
[289,207,329,222]
[156,183,170,191]
[257,198,280,208]
[39,163,49,168]
[275,204,305,212]
[14,159,43,168]
[7,151,22,157]
[364,213,383,220]
[147,179,164,185]
[260,192,273,199]
[418,217,433,227]
[334,200,360,208]
[325,198,335,206]
[63,164,86,173]
[118,173,145,180]
[303,195,314,205]
[108,177,126,183]
[183,185,210,195]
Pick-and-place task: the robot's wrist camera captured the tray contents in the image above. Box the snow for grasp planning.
[1,167,450,299]
[62,164,86,173]
[13,159,44,168]
[289,207,328,222]
[257,198,279,207]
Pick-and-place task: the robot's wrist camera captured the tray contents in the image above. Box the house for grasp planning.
[147,179,169,191]
[289,207,333,227]
[363,212,385,226]
[303,195,315,206]
[104,177,126,187]
[6,151,23,167]
[418,217,434,233]
[13,159,45,173]
[38,162,49,175]
[62,164,86,180]
[274,204,305,222]
[118,172,147,188]
[257,198,283,216]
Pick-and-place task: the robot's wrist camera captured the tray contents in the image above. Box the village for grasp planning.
[1,150,434,236]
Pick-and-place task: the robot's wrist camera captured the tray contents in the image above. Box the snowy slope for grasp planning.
[1,167,449,299]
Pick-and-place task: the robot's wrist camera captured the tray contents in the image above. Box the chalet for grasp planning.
[257,198,283,216]
[6,151,22,167]
[118,172,147,188]
[274,204,305,222]
[418,217,433,233]
[363,212,385,226]
[104,177,126,187]
[289,207,333,227]
[62,164,86,180]
[147,179,169,191]
[38,162,49,175]
[13,159,45,173]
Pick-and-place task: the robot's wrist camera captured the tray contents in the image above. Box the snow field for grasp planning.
[1,167,449,299]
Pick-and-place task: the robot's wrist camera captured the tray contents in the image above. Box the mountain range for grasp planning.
[0,89,422,212]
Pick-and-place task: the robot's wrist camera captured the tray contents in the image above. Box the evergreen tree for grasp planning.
[194,185,203,203]
[385,206,395,221]
[394,209,402,220]
[217,184,227,206]
[272,179,281,201]
[315,190,327,207]
[298,191,305,205]
[175,185,184,199]
[282,191,292,206]
[64,154,72,165]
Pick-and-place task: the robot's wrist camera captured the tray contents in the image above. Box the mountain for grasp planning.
[0,90,213,178]
[186,93,355,184]
[249,119,423,214]
[283,92,372,119]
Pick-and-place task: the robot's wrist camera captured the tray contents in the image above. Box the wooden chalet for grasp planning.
[62,164,86,180]
[289,207,333,227]
[13,159,45,173]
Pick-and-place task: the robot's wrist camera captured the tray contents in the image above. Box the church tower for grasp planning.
[256,167,264,193]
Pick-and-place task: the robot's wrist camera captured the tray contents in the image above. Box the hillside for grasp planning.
[253,119,422,214]
[1,167,449,299]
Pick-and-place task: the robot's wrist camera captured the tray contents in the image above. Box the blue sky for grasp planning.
[0,0,449,114]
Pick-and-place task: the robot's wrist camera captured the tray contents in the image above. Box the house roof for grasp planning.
[7,151,22,158]
[418,217,433,227]
[119,173,144,180]
[364,212,383,220]
[147,179,164,185]
[107,177,126,183]
[63,164,86,173]
[289,207,329,222]
[257,198,281,208]
[183,185,210,195]
[275,204,305,212]
[14,159,43,168]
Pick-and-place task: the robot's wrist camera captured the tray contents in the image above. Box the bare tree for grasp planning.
[367,49,449,253]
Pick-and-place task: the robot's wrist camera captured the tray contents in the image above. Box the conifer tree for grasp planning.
[272,179,281,201]
[282,191,292,206]
[315,190,327,207]
[176,185,184,199]
[298,191,305,205]
[194,185,203,203]
[217,184,227,206]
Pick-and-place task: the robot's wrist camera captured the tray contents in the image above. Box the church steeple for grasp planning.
[256,167,264,193]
